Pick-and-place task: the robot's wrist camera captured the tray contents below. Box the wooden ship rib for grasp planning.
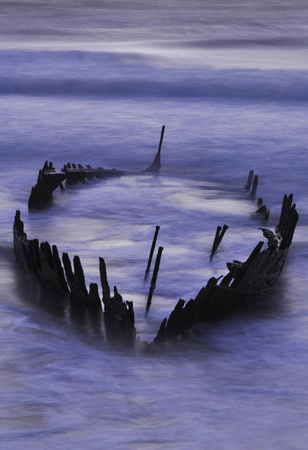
[154,193,298,342]
[12,124,300,347]
[28,126,165,211]
[13,210,136,348]
[13,189,299,347]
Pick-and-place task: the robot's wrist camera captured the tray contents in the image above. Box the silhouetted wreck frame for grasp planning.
[13,210,136,347]
[28,125,165,211]
[13,189,299,347]
[14,122,300,347]
[154,194,298,342]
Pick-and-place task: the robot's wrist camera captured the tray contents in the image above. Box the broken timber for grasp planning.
[245,171,270,222]
[145,246,164,315]
[13,211,136,347]
[210,224,228,260]
[245,169,258,197]
[154,194,299,343]
[144,225,160,282]
[252,197,270,222]
[28,125,165,211]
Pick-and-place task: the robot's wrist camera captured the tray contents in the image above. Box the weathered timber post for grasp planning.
[102,279,136,347]
[158,125,165,154]
[144,125,165,172]
[145,246,163,315]
[62,252,75,292]
[88,283,102,310]
[52,244,69,293]
[253,204,270,222]
[73,255,88,297]
[245,170,258,197]
[210,224,228,260]
[245,170,254,191]
[99,257,111,305]
[251,175,258,197]
[144,225,160,282]
[276,194,298,249]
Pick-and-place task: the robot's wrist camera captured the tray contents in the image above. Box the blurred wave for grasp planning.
[1,50,308,102]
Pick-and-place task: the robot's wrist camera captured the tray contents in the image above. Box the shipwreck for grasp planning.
[11,125,300,347]
[13,162,299,348]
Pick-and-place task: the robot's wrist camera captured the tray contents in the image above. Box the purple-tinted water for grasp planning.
[0,1,308,448]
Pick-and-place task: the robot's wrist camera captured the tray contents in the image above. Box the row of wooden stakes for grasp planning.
[13,210,136,347]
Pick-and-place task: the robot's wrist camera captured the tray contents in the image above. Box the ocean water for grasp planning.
[0,1,308,448]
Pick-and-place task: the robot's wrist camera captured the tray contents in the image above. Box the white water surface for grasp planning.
[0,1,308,448]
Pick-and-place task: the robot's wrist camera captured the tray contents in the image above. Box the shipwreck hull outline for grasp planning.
[14,182,299,347]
